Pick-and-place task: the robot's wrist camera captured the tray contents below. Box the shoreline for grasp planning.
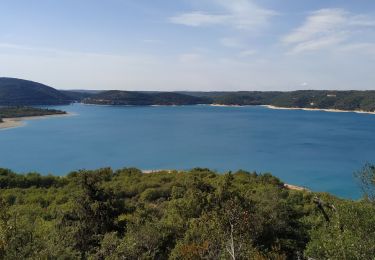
[261,105,375,115]
[210,104,243,107]
[284,183,310,192]
[80,102,375,115]
[0,112,75,130]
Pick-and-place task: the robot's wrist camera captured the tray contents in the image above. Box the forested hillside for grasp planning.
[0,106,66,119]
[184,90,375,111]
[1,77,375,112]
[85,89,375,112]
[0,167,374,259]
[0,78,375,112]
[0,78,71,106]
[83,90,209,105]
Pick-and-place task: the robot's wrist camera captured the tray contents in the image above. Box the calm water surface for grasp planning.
[1,103,375,198]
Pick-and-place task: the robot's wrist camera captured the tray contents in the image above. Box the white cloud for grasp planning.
[169,0,277,30]
[288,33,347,54]
[337,43,375,56]
[238,49,257,57]
[283,9,347,44]
[169,12,228,27]
[349,15,375,27]
[220,37,243,48]
[178,53,202,63]
[283,8,375,54]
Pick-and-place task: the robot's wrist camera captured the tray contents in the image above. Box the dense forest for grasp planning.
[2,77,375,112]
[83,91,209,106]
[183,90,375,112]
[0,166,374,259]
[0,78,72,106]
[85,90,375,112]
[0,106,66,118]
[0,107,66,123]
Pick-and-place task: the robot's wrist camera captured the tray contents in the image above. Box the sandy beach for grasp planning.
[262,105,375,115]
[284,183,310,192]
[210,104,243,107]
[0,113,74,130]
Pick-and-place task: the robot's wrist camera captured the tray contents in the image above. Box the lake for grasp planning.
[1,103,375,198]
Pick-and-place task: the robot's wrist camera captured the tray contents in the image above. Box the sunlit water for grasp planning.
[1,103,375,198]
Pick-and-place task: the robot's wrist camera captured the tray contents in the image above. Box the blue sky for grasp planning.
[1,0,375,91]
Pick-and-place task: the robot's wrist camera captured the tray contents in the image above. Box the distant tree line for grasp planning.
[84,90,375,112]
[2,78,375,111]
[0,106,66,122]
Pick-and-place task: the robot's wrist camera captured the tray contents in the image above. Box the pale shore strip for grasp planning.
[284,183,310,192]
[210,104,243,107]
[142,169,175,174]
[262,105,375,115]
[0,113,75,130]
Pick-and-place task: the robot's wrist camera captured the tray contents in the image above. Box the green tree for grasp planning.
[355,163,375,203]
[58,169,121,259]
[305,201,375,259]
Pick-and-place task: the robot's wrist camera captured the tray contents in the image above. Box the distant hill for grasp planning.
[83,90,210,105]
[0,78,71,106]
[2,77,374,112]
[60,90,95,101]
[182,90,375,112]
[0,106,66,120]
[83,89,375,111]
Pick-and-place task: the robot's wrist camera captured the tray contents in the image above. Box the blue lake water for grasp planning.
[1,103,375,198]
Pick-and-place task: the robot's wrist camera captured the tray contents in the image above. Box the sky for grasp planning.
[1,0,375,91]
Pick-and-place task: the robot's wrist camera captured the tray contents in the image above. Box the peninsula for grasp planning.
[0,106,67,129]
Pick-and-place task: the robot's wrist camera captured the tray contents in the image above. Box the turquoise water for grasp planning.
[1,103,375,198]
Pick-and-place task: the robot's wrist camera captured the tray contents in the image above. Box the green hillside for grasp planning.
[2,77,374,111]
[84,90,209,105]
[60,90,95,101]
[0,106,66,121]
[0,166,374,259]
[86,89,375,112]
[0,78,71,105]
[187,90,375,111]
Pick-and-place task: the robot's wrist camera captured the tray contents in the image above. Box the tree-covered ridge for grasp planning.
[0,78,72,106]
[0,106,66,123]
[83,90,210,105]
[1,77,375,112]
[183,90,375,111]
[85,90,375,112]
[0,167,374,259]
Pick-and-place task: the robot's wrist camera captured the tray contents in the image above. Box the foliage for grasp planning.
[0,167,373,259]
[84,89,375,112]
[0,77,71,106]
[201,90,375,111]
[354,163,375,203]
[304,200,375,259]
[83,90,209,105]
[0,106,66,120]
[2,77,375,112]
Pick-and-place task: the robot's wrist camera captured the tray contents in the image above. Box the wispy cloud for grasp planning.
[220,37,244,48]
[337,43,375,57]
[283,8,375,54]
[169,0,277,30]
[178,53,202,63]
[0,42,112,58]
[238,49,257,57]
